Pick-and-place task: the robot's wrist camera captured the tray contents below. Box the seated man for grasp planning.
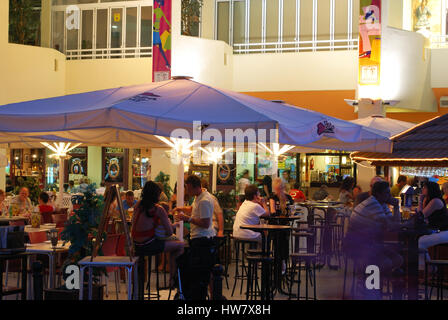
[233,185,270,241]
[117,191,137,216]
[345,181,403,298]
[354,176,383,207]
[10,187,33,218]
[391,175,407,198]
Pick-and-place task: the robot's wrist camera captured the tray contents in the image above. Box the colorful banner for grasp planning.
[153,0,172,82]
[358,0,381,86]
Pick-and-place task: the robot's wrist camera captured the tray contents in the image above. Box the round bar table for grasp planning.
[0,216,29,226]
[240,224,291,300]
[261,216,304,296]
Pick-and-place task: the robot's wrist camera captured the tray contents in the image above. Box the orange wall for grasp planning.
[243,88,448,124]
[386,88,448,123]
[242,90,358,120]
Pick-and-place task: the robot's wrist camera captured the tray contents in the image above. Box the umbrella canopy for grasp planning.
[350,115,415,137]
[0,78,391,152]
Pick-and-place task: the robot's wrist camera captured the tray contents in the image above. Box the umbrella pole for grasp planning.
[272,124,279,178]
[212,162,217,194]
[58,157,64,207]
[272,159,278,179]
[177,159,184,208]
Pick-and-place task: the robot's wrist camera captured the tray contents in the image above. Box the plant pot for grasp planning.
[44,283,105,300]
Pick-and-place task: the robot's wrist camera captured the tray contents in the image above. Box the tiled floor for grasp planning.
[1,261,443,300]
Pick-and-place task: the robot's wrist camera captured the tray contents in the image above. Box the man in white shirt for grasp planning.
[233,185,270,241]
[175,175,216,243]
[174,175,217,300]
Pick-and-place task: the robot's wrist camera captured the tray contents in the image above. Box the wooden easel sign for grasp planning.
[91,185,134,261]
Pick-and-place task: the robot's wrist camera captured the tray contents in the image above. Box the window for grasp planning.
[9,0,42,46]
[51,1,152,59]
[217,0,359,54]
[217,1,230,43]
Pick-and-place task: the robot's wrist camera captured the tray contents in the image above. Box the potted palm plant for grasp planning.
[44,184,107,300]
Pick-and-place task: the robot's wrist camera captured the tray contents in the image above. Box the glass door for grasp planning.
[110,7,124,58]
[81,10,94,58]
[126,7,138,58]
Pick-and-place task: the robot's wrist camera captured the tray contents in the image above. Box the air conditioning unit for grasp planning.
[440,96,448,108]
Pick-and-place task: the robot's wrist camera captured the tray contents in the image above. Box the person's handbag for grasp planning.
[0,225,26,254]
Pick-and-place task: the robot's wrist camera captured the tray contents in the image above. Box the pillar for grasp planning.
[87,147,102,186]
[41,0,52,48]
[0,1,9,46]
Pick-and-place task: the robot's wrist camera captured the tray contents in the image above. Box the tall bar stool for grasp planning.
[425,260,448,300]
[231,237,259,297]
[288,224,321,300]
[136,254,162,300]
[246,255,274,300]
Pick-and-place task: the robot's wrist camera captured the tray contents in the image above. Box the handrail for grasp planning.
[233,38,359,54]
[65,47,153,60]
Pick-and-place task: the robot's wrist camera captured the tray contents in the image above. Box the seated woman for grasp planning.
[270,178,294,216]
[418,182,448,270]
[38,192,55,224]
[339,177,355,207]
[131,181,184,287]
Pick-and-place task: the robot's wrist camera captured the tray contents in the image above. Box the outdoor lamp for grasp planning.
[156,136,200,209]
[258,143,294,178]
[199,146,233,193]
[41,142,82,208]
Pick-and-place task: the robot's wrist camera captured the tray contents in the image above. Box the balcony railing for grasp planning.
[233,38,359,54]
[65,47,152,60]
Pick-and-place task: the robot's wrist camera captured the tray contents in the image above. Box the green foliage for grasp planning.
[13,176,40,204]
[214,189,236,210]
[181,0,203,36]
[61,184,106,279]
[9,0,41,46]
[223,208,236,230]
[154,171,173,199]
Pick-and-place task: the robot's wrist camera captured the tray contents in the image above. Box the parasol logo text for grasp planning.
[317,120,335,136]
[128,92,161,103]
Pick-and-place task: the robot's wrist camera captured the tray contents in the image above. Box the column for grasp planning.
[0,1,8,46]
[87,147,103,186]
[41,0,52,48]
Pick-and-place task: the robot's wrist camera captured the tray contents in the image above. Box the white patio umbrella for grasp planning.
[350,115,415,137]
[0,77,392,206]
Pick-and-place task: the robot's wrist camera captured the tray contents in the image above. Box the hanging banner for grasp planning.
[358,0,381,86]
[153,0,172,82]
